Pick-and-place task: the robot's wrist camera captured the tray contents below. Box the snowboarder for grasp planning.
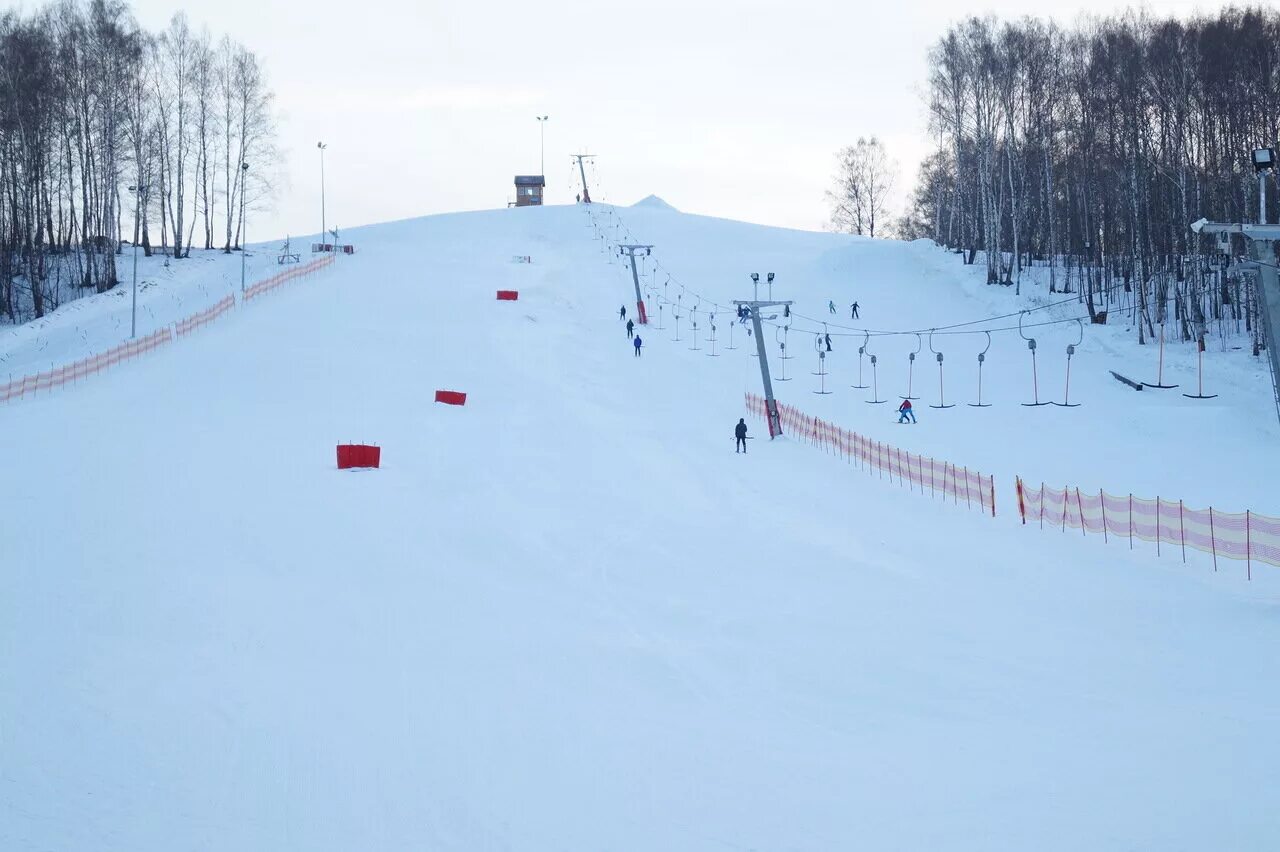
[619,306,627,320]
[633,335,643,356]
[897,398,916,424]
[626,319,635,339]
[851,301,859,319]
[828,300,836,314]
[735,418,748,453]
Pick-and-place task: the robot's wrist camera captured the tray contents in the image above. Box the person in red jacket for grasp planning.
[897,398,916,424]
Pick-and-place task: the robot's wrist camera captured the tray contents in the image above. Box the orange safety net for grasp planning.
[745,391,996,515]
[1016,478,1279,576]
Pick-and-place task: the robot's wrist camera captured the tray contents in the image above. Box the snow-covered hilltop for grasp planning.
[3,202,1278,851]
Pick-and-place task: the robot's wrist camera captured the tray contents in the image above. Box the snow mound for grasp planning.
[631,194,678,212]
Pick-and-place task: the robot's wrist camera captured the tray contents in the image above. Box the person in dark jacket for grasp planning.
[633,335,643,356]
[626,318,635,339]
[735,418,748,453]
[619,305,627,320]
[851,301,859,319]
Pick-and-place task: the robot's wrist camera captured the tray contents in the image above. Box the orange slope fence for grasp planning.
[1015,479,1280,579]
[3,253,339,405]
[244,254,335,301]
[175,294,235,337]
[0,328,174,403]
[746,392,996,515]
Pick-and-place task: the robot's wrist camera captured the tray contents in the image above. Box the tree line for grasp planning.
[0,0,276,324]
[893,7,1280,350]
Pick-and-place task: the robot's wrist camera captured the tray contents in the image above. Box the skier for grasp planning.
[735,418,749,453]
[851,301,860,319]
[619,305,627,320]
[828,300,836,314]
[626,318,635,339]
[897,398,917,424]
[825,333,833,352]
[633,335,643,357]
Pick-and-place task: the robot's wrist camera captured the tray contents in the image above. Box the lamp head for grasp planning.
[750,273,759,283]
[767,272,775,283]
[1253,147,1277,173]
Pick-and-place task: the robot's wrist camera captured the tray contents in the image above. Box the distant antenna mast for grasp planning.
[572,153,595,203]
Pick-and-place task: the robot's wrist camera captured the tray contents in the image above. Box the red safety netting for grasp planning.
[746,391,996,515]
[1016,478,1279,577]
[244,254,336,302]
[3,252,338,405]
[175,295,235,337]
[0,327,174,403]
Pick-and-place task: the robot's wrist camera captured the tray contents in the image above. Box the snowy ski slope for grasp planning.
[2,201,1278,851]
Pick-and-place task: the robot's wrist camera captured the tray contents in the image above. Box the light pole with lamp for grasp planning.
[536,116,548,178]
[317,142,327,248]
[128,183,146,338]
[239,161,249,293]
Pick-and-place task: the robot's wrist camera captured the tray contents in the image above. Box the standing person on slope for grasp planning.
[851,301,859,319]
[619,305,627,321]
[828,300,837,314]
[626,318,635,339]
[633,335,643,357]
[735,418,749,453]
[897,398,916,424]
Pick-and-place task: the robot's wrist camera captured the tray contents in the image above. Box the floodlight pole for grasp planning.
[317,142,327,247]
[618,244,652,324]
[536,116,549,176]
[735,299,793,438]
[239,161,249,293]
[128,183,145,338]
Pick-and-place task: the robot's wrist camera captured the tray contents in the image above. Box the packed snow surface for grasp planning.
[2,202,1278,851]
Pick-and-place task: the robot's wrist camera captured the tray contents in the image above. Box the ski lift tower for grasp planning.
[617,244,651,324]
[1190,146,1280,423]
[734,298,793,438]
[571,153,595,203]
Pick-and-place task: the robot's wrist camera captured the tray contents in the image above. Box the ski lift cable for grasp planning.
[785,278,1127,337]
[601,205,1107,341]
[761,312,1094,339]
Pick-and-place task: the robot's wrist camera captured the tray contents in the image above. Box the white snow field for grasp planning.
[3,201,1279,851]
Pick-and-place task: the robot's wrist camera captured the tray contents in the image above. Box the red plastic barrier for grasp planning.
[337,444,381,469]
[637,300,648,324]
[496,290,519,301]
[435,390,467,405]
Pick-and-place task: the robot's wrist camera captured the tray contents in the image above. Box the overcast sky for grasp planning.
[131,0,1215,242]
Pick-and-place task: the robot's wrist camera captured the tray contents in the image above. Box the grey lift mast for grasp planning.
[617,244,652,324]
[733,299,793,438]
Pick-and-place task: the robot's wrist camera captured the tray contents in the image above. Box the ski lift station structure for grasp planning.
[513,175,545,207]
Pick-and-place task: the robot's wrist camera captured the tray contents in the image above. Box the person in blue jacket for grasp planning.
[633,335,643,356]
[626,318,635,339]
